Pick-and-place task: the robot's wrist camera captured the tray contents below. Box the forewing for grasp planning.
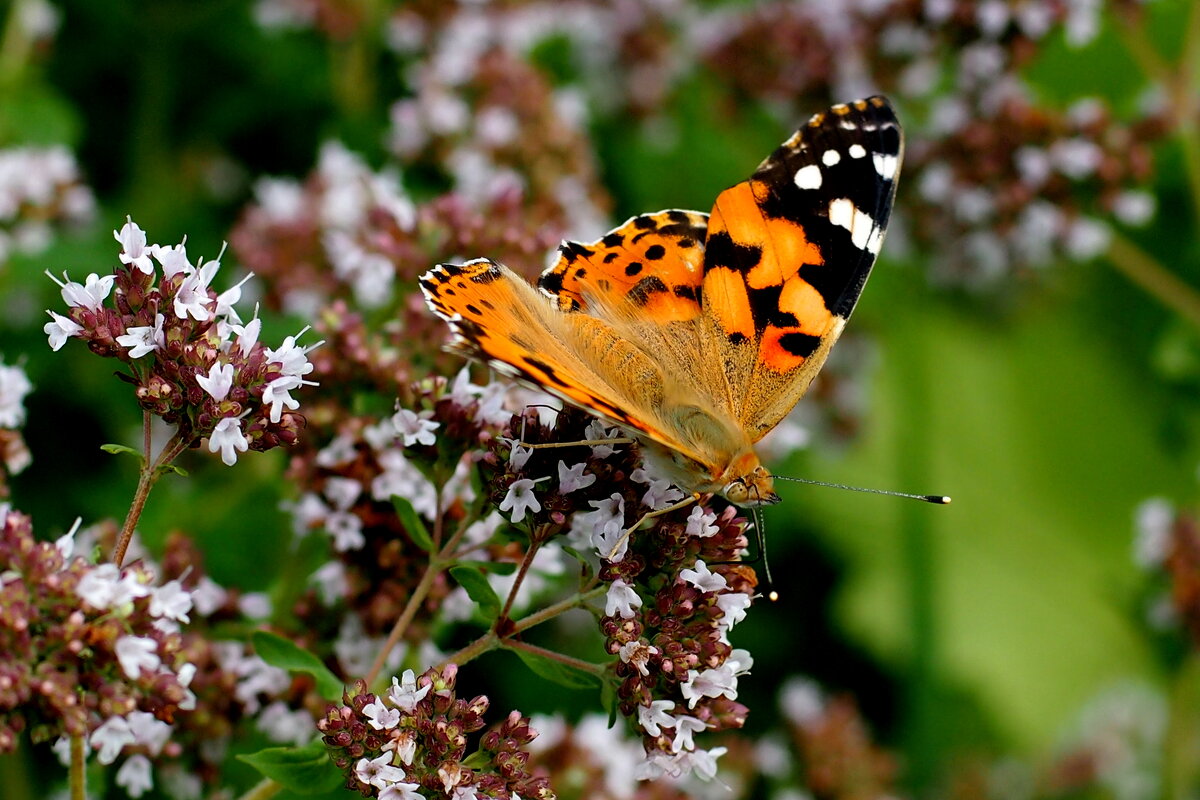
[700,95,903,441]
[420,258,717,463]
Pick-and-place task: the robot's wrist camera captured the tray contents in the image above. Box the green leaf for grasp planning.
[453,560,517,576]
[237,740,342,794]
[392,495,434,552]
[509,646,601,690]
[160,463,189,477]
[449,565,502,621]
[252,631,344,701]
[100,444,138,456]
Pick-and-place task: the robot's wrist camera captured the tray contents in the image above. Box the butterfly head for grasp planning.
[720,452,781,507]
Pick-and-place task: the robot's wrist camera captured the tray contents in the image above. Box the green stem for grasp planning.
[1105,233,1200,331]
[234,777,283,800]
[501,639,606,677]
[1176,1,1200,232]
[113,429,189,567]
[441,630,502,670]
[511,585,605,635]
[365,555,444,687]
[69,735,85,800]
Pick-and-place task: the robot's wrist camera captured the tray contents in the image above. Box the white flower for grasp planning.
[364,699,402,730]
[326,512,365,551]
[605,578,641,619]
[44,310,83,351]
[231,313,262,358]
[152,239,190,278]
[116,313,166,359]
[557,461,595,493]
[685,507,719,538]
[265,327,320,377]
[149,579,193,623]
[262,374,304,423]
[618,640,658,676]
[256,700,317,746]
[499,478,541,523]
[76,563,150,610]
[679,560,727,594]
[196,362,235,401]
[91,715,135,764]
[506,441,533,469]
[355,751,408,790]
[638,700,676,736]
[380,782,425,800]
[681,665,739,708]
[316,434,357,467]
[190,575,227,616]
[127,710,172,754]
[0,363,32,427]
[585,419,623,458]
[51,270,114,311]
[310,561,348,605]
[715,591,751,632]
[174,259,218,320]
[388,669,432,712]
[116,635,161,679]
[591,518,628,563]
[214,272,254,321]
[780,678,824,726]
[671,715,707,753]
[114,220,155,274]
[392,408,439,447]
[208,416,248,466]
[1134,498,1174,569]
[324,476,363,510]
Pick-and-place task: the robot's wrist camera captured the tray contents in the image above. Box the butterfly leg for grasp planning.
[516,412,634,450]
[605,493,700,560]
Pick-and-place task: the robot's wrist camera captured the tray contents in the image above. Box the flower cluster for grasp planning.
[320,666,554,800]
[0,145,94,266]
[1133,498,1200,645]
[44,219,319,466]
[0,509,195,773]
[0,360,33,495]
[480,407,756,779]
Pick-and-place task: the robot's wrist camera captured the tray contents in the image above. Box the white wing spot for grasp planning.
[848,144,867,159]
[821,149,841,166]
[794,164,823,190]
[828,198,883,254]
[873,153,899,180]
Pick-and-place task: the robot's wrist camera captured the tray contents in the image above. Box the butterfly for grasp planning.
[421,96,902,508]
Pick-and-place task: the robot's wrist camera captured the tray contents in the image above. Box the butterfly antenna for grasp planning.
[773,475,950,505]
[750,505,779,602]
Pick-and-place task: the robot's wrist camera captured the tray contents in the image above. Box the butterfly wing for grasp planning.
[420,257,722,466]
[699,95,903,441]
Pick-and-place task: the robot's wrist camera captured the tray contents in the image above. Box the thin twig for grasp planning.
[69,734,85,800]
[113,430,189,566]
[511,585,606,635]
[502,639,605,676]
[1106,232,1200,331]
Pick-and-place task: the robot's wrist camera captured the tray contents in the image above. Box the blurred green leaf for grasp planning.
[450,565,502,621]
[237,740,342,794]
[100,443,138,457]
[393,495,434,552]
[509,646,601,690]
[252,631,344,701]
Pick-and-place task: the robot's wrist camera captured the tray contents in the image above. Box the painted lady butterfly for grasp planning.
[421,96,902,508]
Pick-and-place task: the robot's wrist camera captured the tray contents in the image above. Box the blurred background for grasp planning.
[1,0,1199,798]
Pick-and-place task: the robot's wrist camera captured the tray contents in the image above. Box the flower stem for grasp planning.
[1105,233,1200,331]
[441,631,501,670]
[113,428,189,566]
[498,535,543,623]
[365,557,444,688]
[511,585,605,635]
[235,778,283,800]
[502,639,605,676]
[68,734,85,800]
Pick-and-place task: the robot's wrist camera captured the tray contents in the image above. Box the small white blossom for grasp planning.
[256,700,317,746]
[265,327,321,378]
[152,239,190,278]
[51,270,114,311]
[507,440,533,469]
[605,578,641,619]
[679,560,727,594]
[671,715,707,753]
[174,259,218,320]
[557,461,595,494]
[715,592,752,632]
[0,363,32,427]
[91,715,135,764]
[127,710,172,755]
[618,640,658,676]
[355,751,408,790]
[380,782,425,800]
[585,419,623,458]
[196,362,235,401]
[208,416,248,466]
[392,407,439,447]
[115,313,166,359]
[150,579,193,622]
[262,374,304,423]
[681,664,739,708]
[685,507,719,538]
[116,635,161,679]
[44,310,83,351]
[388,669,432,712]
[114,220,155,274]
[638,700,676,736]
[364,699,402,730]
[1134,498,1174,569]
[499,478,541,523]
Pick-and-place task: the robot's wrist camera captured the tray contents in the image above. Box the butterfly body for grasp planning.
[422,97,902,507]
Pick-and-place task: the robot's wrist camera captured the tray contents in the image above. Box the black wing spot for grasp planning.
[778,331,821,358]
[465,304,483,317]
[602,232,624,247]
[633,215,655,229]
[673,285,698,301]
[625,262,644,277]
[628,276,668,306]
[603,252,619,263]
[644,244,666,260]
[538,271,565,294]
[678,238,696,248]
[705,231,763,273]
[727,332,748,345]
